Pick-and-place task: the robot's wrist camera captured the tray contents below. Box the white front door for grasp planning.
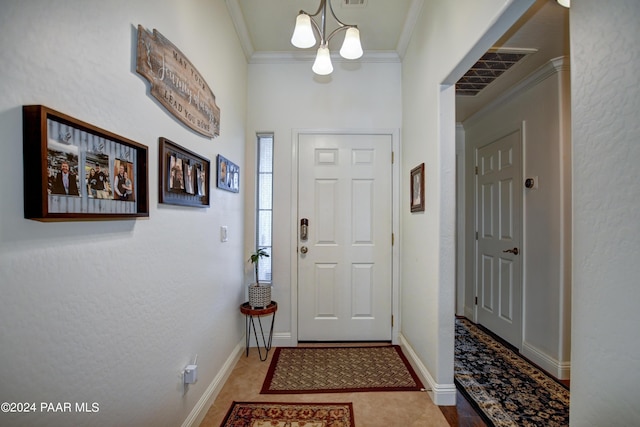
[475,128,523,347]
[297,133,392,341]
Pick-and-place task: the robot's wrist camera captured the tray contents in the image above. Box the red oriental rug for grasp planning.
[261,346,424,394]
[219,401,355,427]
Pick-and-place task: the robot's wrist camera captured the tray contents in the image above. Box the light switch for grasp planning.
[220,226,228,242]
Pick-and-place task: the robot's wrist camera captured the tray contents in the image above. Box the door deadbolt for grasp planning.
[300,218,309,241]
[300,246,308,254]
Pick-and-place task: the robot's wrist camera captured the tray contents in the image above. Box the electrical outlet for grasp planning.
[184,364,198,384]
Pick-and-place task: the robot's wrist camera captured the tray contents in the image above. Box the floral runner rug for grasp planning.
[261,346,424,394]
[455,318,570,426]
[220,402,355,427]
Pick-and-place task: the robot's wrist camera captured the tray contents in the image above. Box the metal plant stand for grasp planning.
[240,301,277,361]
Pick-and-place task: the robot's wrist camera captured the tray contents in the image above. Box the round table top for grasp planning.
[240,301,277,316]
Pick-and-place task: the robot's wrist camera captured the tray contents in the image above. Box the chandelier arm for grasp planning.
[327,0,351,28]
[298,0,331,45]
[299,0,327,19]
[319,0,327,45]
[306,15,323,44]
[325,25,356,43]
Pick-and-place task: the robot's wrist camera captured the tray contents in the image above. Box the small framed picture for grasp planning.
[159,137,210,208]
[216,154,239,193]
[410,163,425,212]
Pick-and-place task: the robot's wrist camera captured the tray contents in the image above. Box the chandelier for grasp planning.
[291,0,363,75]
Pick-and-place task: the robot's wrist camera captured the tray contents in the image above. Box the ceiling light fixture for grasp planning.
[557,0,570,8]
[291,0,363,75]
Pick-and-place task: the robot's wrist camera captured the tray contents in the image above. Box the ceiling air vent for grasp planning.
[456,50,532,96]
[342,0,367,7]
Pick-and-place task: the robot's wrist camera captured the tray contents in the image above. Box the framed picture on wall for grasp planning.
[159,137,210,208]
[216,154,239,193]
[410,163,425,212]
[22,105,149,221]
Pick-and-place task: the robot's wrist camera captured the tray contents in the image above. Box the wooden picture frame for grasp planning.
[410,163,425,212]
[23,105,149,221]
[216,154,239,193]
[159,137,210,207]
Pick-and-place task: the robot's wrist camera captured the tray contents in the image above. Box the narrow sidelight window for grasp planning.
[256,133,273,283]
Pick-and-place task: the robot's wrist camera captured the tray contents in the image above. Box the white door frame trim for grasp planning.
[290,128,401,345]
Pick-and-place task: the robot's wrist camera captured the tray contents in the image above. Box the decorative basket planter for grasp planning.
[248,284,272,308]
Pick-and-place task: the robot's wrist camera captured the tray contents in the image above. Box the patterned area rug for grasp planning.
[261,346,424,394]
[455,318,570,427]
[220,402,355,427]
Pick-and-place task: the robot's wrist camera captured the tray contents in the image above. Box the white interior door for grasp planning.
[475,129,523,347]
[297,133,392,341]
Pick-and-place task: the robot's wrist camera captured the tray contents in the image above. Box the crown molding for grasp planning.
[249,50,400,65]
[226,0,254,60]
[396,0,424,60]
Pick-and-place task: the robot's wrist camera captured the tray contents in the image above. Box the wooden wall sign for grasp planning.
[136,25,220,138]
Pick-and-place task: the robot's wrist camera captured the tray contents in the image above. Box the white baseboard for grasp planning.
[398,334,457,406]
[271,332,293,348]
[181,340,244,427]
[463,306,475,321]
[521,341,571,380]
[246,331,293,348]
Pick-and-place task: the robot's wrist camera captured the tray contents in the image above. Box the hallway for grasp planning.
[451,318,570,426]
[0,3,637,427]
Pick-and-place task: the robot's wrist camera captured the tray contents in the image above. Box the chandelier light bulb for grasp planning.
[339,27,363,60]
[312,46,333,75]
[291,13,316,48]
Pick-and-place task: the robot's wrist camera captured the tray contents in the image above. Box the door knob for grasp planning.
[502,247,519,255]
[300,246,308,254]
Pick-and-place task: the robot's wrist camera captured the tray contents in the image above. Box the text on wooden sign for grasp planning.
[136,26,220,138]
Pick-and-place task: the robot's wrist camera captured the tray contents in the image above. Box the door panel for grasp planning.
[476,129,522,347]
[298,133,392,341]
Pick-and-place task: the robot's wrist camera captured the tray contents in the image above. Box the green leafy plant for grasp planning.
[248,248,269,287]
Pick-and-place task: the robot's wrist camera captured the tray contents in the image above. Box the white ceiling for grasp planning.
[229,0,418,56]
[227,0,569,122]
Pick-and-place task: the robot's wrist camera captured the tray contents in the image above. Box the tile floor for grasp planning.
[199,346,450,427]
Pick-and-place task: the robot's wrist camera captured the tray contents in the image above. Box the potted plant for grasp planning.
[248,248,271,308]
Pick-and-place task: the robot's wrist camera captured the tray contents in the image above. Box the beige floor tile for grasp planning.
[199,347,449,427]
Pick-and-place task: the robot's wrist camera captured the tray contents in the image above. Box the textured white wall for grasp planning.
[0,1,247,426]
[245,60,402,345]
[462,60,572,378]
[400,0,534,399]
[571,1,640,425]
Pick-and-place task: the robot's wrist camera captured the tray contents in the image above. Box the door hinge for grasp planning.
[391,151,395,164]
[475,166,478,175]
[475,231,478,240]
[392,233,395,246]
[391,315,394,327]
[475,296,478,305]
